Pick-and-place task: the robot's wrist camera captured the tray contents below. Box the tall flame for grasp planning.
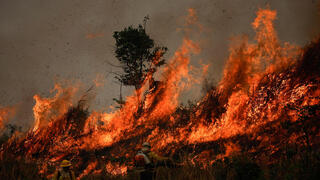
[1,7,320,177]
[32,83,78,132]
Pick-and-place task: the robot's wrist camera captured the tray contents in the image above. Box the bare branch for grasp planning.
[106,59,123,68]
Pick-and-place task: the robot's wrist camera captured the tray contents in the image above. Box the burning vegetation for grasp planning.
[1,7,320,180]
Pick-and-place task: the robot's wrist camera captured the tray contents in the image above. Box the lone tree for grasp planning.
[113,17,168,93]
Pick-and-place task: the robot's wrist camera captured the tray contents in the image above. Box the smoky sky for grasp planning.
[0,0,319,128]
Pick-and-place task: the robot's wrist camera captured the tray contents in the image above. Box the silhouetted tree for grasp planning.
[113,17,167,116]
[113,16,168,92]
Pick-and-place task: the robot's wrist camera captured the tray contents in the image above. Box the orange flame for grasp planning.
[32,83,78,132]
[2,7,320,178]
[0,106,16,130]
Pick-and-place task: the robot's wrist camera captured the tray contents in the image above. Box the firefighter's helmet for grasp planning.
[142,142,151,148]
[60,160,72,167]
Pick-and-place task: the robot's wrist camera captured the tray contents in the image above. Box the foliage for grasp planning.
[113,17,168,90]
[112,97,126,109]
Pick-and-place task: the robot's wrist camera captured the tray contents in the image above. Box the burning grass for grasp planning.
[1,7,320,179]
[0,151,319,179]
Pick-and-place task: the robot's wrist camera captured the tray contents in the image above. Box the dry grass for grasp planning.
[0,151,320,180]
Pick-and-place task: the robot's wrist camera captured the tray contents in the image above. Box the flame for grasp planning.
[32,83,78,132]
[93,74,105,87]
[0,106,16,130]
[105,162,127,176]
[78,161,97,179]
[1,7,320,178]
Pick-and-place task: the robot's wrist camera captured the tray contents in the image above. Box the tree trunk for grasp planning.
[119,82,123,108]
[134,84,144,120]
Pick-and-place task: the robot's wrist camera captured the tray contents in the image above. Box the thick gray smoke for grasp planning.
[0,0,319,128]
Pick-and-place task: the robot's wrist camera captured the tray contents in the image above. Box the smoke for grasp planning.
[2,5,320,177]
[0,0,319,129]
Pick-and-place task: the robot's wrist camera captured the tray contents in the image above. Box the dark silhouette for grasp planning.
[112,16,168,115]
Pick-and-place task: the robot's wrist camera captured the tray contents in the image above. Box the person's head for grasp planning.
[60,160,72,171]
[62,166,70,171]
[141,142,151,153]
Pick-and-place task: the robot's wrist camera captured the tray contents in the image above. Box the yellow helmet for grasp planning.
[60,160,72,167]
[142,142,151,148]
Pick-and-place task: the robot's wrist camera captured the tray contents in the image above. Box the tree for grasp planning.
[113,17,168,92]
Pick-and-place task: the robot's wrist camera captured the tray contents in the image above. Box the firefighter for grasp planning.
[134,142,170,180]
[143,142,169,164]
[52,160,76,180]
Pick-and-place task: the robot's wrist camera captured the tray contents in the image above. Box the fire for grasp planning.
[86,33,104,39]
[105,162,127,176]
[0,106,16,130]
[78,161,98,179]
[1,7,320,178]
[32,83,78,132]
